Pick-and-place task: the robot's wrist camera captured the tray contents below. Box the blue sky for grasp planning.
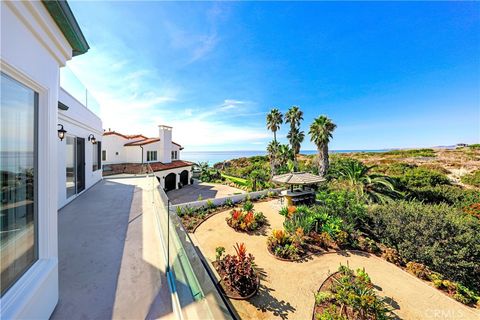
[66,1,480,151]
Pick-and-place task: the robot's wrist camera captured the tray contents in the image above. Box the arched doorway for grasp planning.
[180,170,189,186]
[164,173,176,192]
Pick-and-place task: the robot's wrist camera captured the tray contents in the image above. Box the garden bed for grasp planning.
[312,265,394,320]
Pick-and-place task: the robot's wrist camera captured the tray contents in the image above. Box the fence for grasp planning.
[146,165,234,320]
[171,188,284,211]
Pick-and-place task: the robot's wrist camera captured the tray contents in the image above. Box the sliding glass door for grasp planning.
[66,136,76,198]
[65,136,85,198]
[0,72,38,296]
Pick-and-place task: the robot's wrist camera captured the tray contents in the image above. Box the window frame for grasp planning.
[0,71,39,296]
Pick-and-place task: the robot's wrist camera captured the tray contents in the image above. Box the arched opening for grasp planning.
[164,173,176,192]
[180,170,189,186]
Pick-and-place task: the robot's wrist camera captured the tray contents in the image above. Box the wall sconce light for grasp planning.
[88,134,97,144]
[58,124,67,141]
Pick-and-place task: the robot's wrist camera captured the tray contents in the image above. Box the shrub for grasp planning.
[197,194,203,201]
[279,206,289,217]
[461,170,480,187]
[216,243,257,296]
[224,198,234,207]
[381,248,403,266]
[176,206,183,217]
[316,190,366,230]
[408,184,480,208]
[367,201,480,291]
[226,206,266,232]
[313,264,394,320]
[406,262,430,280]
[267,229,304,259]
[215,246,225,261]
[243,200,254,212]
[206,199,215,209]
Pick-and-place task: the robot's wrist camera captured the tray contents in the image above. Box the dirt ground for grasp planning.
[167,180,245,204]
[192,200,480,320]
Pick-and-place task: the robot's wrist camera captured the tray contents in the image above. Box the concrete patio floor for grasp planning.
[167,180,245,205]
[52,176,174,320]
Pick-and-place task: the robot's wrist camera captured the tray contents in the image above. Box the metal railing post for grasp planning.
[167,198,170,273]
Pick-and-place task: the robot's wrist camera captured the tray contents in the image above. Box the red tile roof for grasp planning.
[103,131,147,139]
[124,138,160,146]
[103,130,183,148]
[149,160,193,172]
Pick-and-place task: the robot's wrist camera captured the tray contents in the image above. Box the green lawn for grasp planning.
[221,174,249,186]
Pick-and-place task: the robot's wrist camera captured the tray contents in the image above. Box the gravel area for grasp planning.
[193,200,480,320]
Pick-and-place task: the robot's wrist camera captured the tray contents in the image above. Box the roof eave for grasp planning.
[42,0,89,56]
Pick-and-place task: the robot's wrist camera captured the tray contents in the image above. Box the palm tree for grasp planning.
[267,140,280,175]
[278,144,293,167]
[266,108,283,142]
[249,169,268,191]
[337,160,402,203]
[309,115,336,177]
[285,106,303,129]
[286,127,305,161]
[285,106,304,167]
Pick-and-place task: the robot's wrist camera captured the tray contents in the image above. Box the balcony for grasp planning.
[53,173,232,319]
[60,66,101,116]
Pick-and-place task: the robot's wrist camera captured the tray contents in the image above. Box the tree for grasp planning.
[266,108,283,142]
[309,115,336,177]
[286,127,305,160]
[249,168,268,191]
[285,106,304,168]
[336,160,402,203]
[267,140,280,175]
[278,144,293,167]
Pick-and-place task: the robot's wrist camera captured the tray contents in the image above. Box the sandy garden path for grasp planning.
[192,200,480,320]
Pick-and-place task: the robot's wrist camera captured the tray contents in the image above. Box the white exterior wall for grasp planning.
[103,134,181,164]
[155,166,192,189]
[1,1,73,319]
[102,134,128,164]
[171,143,181,160]
[159,125,172,163]
[57,88,103,209]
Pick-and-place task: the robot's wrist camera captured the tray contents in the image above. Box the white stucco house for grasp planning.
[102,125,193,191]
[1,1,102,318]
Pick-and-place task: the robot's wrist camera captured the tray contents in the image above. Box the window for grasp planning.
[92,141,101,171]
[147,150,157,162]
[171,151,174,159]
[171,150,178,160]
[102,150,106,161]
[66,136,76,198]
[175,151,178,159]
[1,72,38,296]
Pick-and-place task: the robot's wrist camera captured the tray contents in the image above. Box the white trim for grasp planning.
[4,1,72,66]
[59,112,103,136]
[0,61,59,319]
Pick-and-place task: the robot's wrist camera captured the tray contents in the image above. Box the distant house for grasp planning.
[102,125,193,191]
[456,143,469,148]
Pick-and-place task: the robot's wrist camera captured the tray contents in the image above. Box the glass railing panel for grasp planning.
[60,66,101,116]
[146,166,233,320]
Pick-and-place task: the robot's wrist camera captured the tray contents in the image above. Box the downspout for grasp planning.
[140,146,144,164]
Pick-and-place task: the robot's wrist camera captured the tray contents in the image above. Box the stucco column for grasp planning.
[176,172,180,189]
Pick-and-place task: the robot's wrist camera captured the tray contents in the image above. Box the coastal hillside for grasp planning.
[215,146,480,190]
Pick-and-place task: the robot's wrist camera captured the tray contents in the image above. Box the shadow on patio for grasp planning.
[51,177,174,320]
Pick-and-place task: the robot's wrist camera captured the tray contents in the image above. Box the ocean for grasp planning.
[182,149,389,166]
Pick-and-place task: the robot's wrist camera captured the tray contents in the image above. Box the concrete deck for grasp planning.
[167,181,245,205]
[52,176,173,320]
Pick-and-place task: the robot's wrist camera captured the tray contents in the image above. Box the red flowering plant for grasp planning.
[216,243,258,297]
[226,201,266,232]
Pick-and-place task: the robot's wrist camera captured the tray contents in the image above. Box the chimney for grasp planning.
[159,125,172,163]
